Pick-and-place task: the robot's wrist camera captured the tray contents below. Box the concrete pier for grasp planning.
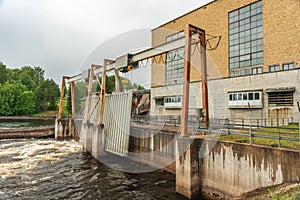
[176,137,201,199]
[55,118,78,140]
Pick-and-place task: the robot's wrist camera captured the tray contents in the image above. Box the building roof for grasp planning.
[151,0,218,31]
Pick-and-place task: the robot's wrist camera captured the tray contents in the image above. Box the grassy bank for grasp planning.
[219,124,300,150]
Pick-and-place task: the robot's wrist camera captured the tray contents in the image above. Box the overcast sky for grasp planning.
[0,0,213,85]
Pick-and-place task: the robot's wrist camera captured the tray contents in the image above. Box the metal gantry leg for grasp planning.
[58,76,70,119]
[71,81,75,119]
[180,24,208,137]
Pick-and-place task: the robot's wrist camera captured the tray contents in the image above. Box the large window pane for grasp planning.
[229,1,263,77]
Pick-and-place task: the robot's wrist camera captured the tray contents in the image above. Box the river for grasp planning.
[0,138,193,200]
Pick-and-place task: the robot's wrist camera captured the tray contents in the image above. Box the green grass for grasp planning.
[219,124,300,150]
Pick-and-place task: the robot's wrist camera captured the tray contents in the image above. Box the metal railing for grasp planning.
[131,115,300,149]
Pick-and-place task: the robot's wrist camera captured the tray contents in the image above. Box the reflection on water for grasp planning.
[0,139,190,200]
[0,119,54,129]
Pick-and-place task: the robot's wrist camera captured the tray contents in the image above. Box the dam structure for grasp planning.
[55,23,300,199]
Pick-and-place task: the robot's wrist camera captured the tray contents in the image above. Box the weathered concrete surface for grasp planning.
[91,125,106,158]
[129,125,178,173]
[0,126,54,139]
[79,122,107,158]
[176,137,201,199]
[191,139,300,199]
[129,126,300,199]
[55,118,78,140]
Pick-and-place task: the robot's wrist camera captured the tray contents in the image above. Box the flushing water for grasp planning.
[0,139,190,200]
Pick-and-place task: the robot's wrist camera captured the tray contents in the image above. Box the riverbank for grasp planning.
[236,183,300,200]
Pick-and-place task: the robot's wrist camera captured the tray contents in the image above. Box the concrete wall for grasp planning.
[151,69,300,122]
[129,125,177,173]
[128,126,300,198]
[195,139,300,198]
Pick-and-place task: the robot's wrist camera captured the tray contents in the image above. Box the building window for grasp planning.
[166,48,184,85]
[228,91,262,108]
[269,64,280,72]
[282,62,295,71]
[166,31,184,42]
[228,1,263,77]
[164,96,182,107]
[252,67,263,74]
[268,92,293,107]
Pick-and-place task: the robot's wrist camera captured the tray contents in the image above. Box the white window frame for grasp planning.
[164,96,182,107]
[228,91,263,108]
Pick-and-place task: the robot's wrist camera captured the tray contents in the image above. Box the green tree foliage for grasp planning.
[0,83,27,115]
[0,64,59,116]
[15,91,36,115]
[18,66,44,91]
[74,81,88,113]
[35,79,60,112]
[106,75,116,94]
[66,83,72,114]
[0,62,8,85]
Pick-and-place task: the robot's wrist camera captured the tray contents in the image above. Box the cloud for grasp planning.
[0,0,213,84]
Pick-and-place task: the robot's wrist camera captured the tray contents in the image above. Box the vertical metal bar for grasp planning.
[71,81,75,119]
[180,24,192,137]
[297,102,300,142]
[86,67,94,123]
[242,118,244,129]
[299,112,300,143]
[248,103,252,145]
[58,76,65,119]
[98,61,107,125]
[277,127,281,148]
[200,30,209,128]
[115,68,120,93]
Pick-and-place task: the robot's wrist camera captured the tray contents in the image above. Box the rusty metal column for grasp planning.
[58,76,69,119]
[86,67,94,124]
[180,24,193,137]
[115,68,120,93]
[98,60,108,125]
[71,81,75,119]
[200,31,209,127]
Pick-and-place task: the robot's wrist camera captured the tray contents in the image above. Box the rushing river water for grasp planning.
[0,139,193,200]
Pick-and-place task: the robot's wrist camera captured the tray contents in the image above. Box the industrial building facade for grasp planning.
[150,0,300,123]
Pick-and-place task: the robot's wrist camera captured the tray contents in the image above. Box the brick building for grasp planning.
[150,0,300,124]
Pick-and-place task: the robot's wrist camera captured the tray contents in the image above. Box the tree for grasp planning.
[17,66,45,91]
[15,91,36,115]
[0,62,8,85]
[74,81,88,113]
[0,83,27,115]
[35,79,60,112]
[66,83,72,114]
